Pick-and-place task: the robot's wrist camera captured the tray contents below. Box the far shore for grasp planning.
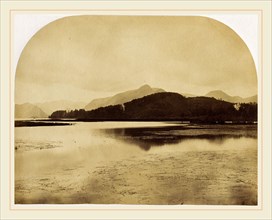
[15,118,258,125]
[15,120,72,127]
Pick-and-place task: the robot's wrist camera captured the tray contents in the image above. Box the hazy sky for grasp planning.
[15,15,257,104]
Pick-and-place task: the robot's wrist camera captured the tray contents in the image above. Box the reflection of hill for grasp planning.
[101,125,257,151]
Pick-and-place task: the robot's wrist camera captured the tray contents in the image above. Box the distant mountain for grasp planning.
[242,95,258,103]
[205,90,257,103]
[36,100,86,115]
[15,103,48,119]
[51,92,257,122]
[85,84,165,110]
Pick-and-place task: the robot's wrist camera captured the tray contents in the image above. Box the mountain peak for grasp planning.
[139,84,151,90]
[206,90,228,96]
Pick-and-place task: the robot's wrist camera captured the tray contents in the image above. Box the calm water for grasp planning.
[15,122,257,204]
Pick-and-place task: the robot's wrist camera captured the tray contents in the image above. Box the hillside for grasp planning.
[85,84,165,110]
[51,92,257,122]
[15,103,48,119]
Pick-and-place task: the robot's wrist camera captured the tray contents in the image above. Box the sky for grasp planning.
[15,15,257,104]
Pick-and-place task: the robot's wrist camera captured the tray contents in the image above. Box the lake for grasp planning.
[15,122,257,205]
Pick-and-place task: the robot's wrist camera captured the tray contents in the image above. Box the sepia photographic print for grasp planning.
[14,15,258,205]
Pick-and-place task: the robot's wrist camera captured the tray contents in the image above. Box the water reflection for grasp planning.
[15,122,257,204]
[101,125,257,151]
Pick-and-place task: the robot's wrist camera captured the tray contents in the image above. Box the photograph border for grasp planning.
[1,1,271,220]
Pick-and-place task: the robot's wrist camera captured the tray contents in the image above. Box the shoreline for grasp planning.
[15,119,258,127]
